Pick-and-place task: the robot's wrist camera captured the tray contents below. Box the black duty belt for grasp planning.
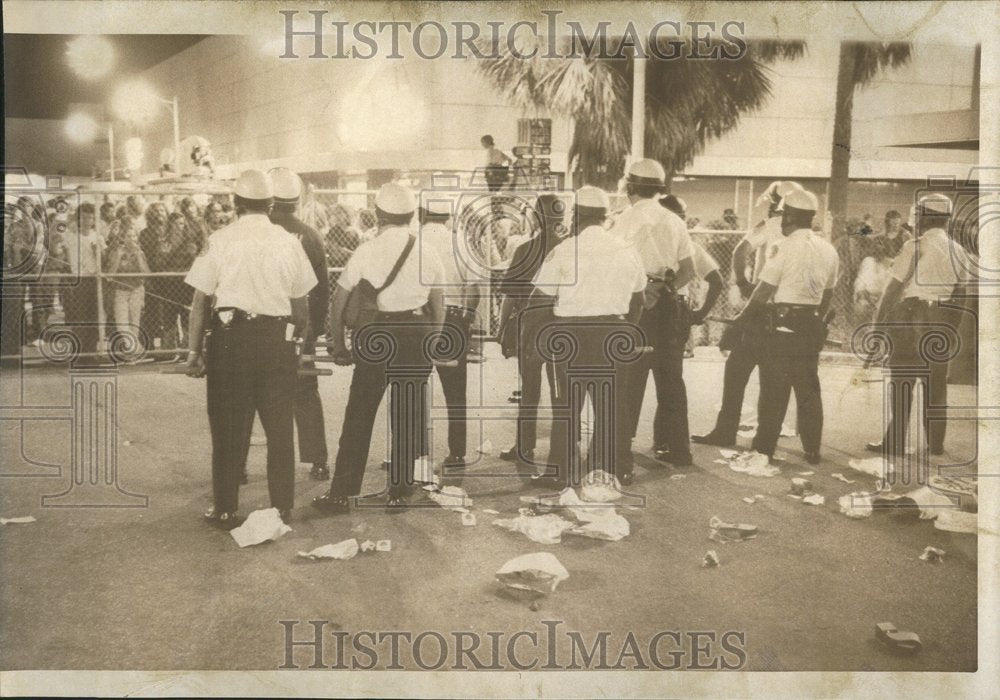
[213,307,291,325]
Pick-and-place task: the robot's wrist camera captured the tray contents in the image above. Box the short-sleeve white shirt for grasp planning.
[611,198,693,279]
[534,225,646,317]
[339,225,446,312]
[184,213,317,316]
[758,229,839,305]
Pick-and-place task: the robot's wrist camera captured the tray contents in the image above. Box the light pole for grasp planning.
[111,81,181,175]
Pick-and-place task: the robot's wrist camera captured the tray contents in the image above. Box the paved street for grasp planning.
[0,348,978,671]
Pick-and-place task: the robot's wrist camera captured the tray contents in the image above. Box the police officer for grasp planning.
[184,170,318,529]
[612,159,696,468]
[498,194,566,471]
[535,186,646,486]
[312,183,446,514]
[418,198,483,472]
[268,167,332,481]
[866,194,970,458]
[736,188,838,466]
[693,180,802,447]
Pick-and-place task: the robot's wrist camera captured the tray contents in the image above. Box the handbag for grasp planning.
[343,235,415,331]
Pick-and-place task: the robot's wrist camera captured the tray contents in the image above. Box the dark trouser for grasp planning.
[329,315,433,499]
[63,277,100,356]
[206,313,297,512]
[709,332,762,439]
[752,312,824,458]
[514,301,556,456]
[547,317,634,484]
[881,300,951,456]
[295,341,329,466]
[432,308,472,458]
[624,292,690,456]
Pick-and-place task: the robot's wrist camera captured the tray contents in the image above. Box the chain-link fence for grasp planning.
[4,185,877,364]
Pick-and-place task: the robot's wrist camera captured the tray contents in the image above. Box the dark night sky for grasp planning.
[3,34,207,119]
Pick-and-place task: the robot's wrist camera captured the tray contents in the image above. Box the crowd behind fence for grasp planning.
[3,185,909,362]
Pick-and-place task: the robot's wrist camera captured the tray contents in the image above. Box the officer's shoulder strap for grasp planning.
[377,235,416,293]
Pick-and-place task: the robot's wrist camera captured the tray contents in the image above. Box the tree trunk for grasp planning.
[829,42,857,242]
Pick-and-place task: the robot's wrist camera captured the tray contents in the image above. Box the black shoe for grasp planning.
[619,472,635,487]
[310,464,330,481]
[203,507,244,531]
[865,441,884,453]
[691,432,735,447]
[655,449,693,467]
[240,470,249,485]
[805,451,821,465]
[443,454,466,468]
[930,446,945,457]
[507,394,521,404]
[311,492,350,515]
[500,447,532,463]
[278,509,292,524]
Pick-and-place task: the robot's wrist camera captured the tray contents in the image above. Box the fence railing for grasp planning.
[4,186,878,363]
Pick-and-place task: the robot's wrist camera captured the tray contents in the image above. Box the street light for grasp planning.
[66,36,116,80]
[111,79,181,175]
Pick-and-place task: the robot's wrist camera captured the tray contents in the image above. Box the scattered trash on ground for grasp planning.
[360,540,376,553]
[496,552,568,595]
[702,550,720,568]
[230,508,291,548]
[848,457,893,479]
[0,516,37,525]
[933,509,976,535]
[797,471,815,477]
[580,470,622,502]
[919,546,945,563]
[708,515,758,543]
[376,539,392,552]
[297,539,359,561]
[670,474,687,480]
[482,509,500,515]
[838,492,874,518]
[875,622,922,655]
[802,493,826,506]
[569,512,630,541]
[427,485,473,511]
[720,450,780,478]
[742,497,756,504]
[831,473,856,484]
[493,512,577,544]
[461,512,477,527]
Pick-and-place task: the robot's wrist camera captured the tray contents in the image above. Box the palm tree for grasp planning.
[828,41,911,239]
[476,37,806,189]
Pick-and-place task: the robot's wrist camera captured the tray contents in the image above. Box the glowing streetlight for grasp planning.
[65,112,100,143]
[111,79,181,175]
[66,36,116,80]
[65,112,118,181]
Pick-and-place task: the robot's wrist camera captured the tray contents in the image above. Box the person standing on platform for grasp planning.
[184,170,317,529]
[737,188,838,466]
[312,183,446,514]
[533,186,646,487]
[482,135,512,192]
[268,167,332,481]
[865,194,971,459]
[692,180,802,447]
[612,159,696,469]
